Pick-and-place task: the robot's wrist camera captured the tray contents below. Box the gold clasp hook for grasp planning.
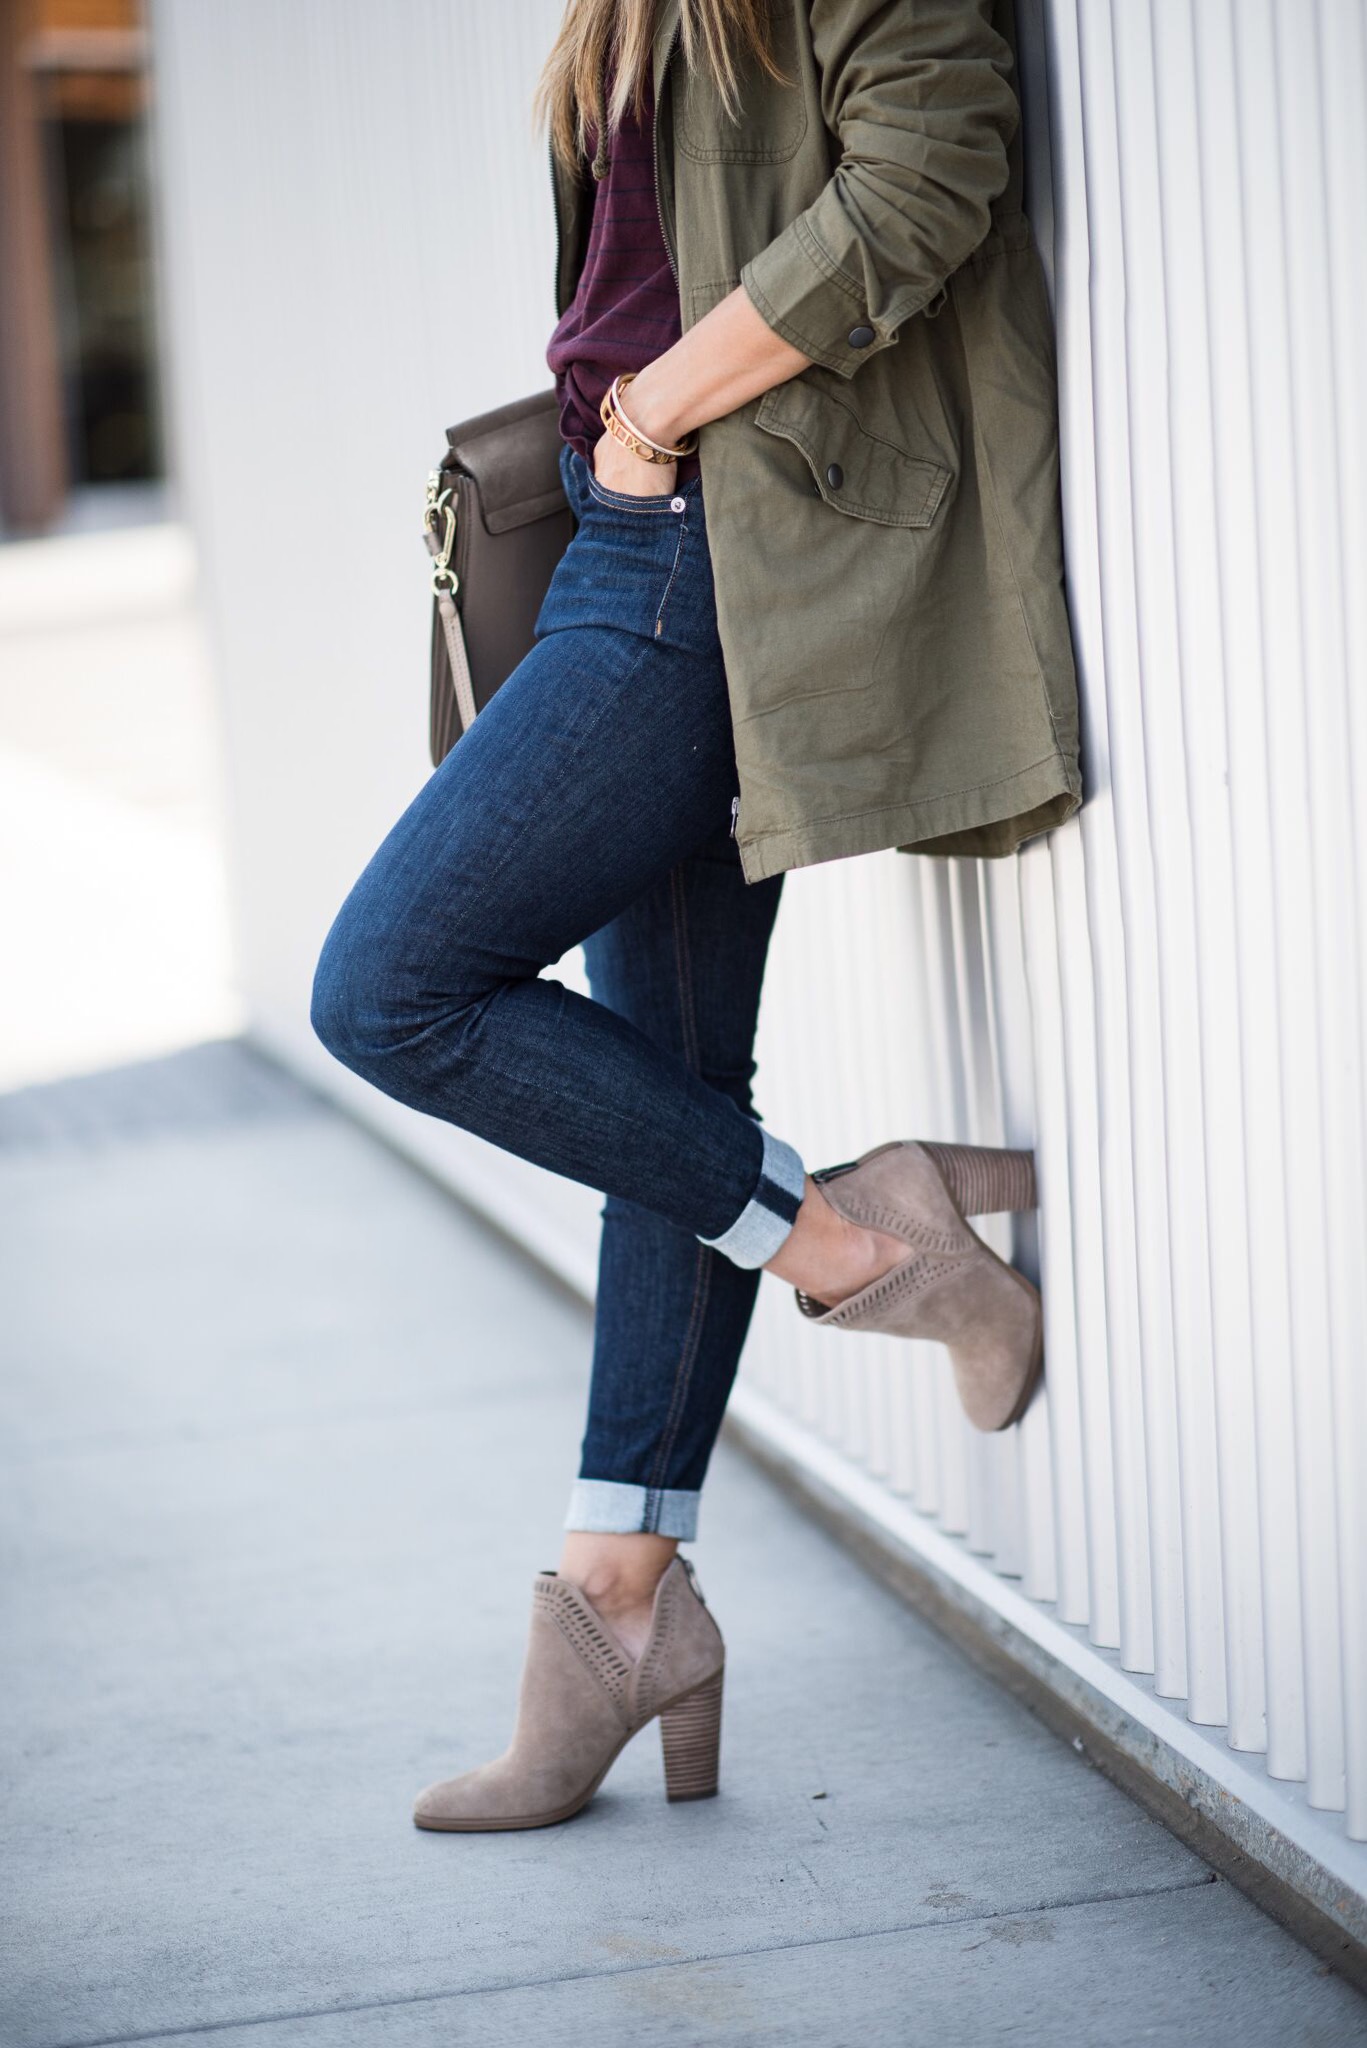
[423,470,459,597]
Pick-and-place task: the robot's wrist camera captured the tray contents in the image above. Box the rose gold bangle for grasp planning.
[611,374,696,458]
[598,372,698,465]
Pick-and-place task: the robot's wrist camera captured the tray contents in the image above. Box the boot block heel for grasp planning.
[659,1669,723,1802]
[920,1141,1036,1217]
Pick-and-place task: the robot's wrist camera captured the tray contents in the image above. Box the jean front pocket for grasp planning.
[585,468,689,517]
[544,454,715,651]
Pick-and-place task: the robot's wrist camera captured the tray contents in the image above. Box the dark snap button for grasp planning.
[848,324,875,348]
[825,463,844,490]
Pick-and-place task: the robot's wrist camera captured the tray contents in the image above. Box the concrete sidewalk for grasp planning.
[0,522,240,1092]
[2,1043,1363,2048]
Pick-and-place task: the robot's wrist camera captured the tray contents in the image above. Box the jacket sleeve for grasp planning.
[741,0,1018,378]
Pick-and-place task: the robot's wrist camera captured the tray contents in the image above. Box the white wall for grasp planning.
[151,0,599,1272]
[152,0,1367,1889]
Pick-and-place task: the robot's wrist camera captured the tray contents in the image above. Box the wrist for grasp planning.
[623,365,690,451]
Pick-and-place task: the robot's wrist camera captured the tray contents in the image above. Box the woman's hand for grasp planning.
[591,428,677,498]
[590,291,811,497]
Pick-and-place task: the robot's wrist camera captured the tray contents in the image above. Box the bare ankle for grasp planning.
[557,1532,677,1657]
[570,1576,658,1661]
[570,1567,653,1616]
[765,1177,905,1306]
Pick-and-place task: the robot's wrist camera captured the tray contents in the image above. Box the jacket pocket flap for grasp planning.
[754,379,951,529]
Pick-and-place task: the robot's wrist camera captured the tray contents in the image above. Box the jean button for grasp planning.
[670,495,686,513]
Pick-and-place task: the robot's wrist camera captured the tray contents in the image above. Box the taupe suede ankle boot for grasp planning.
[413,1555,724,1831]
[796,1140,1043,1432]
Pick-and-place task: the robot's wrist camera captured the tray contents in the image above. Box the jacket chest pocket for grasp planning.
[675,4,808,164]
[754,378,952,529]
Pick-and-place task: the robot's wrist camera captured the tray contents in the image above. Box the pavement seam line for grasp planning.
[46,1871,1222,2048]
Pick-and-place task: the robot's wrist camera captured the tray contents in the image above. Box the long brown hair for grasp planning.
[536,0,785,168]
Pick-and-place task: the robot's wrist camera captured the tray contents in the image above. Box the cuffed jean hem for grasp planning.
[697,1126,805,1270]
[565,1478,701,1541]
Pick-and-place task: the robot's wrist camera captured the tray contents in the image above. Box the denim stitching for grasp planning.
[577,460,695,639]
[654,501,690,638]
[646,864,711,1493]
[647,1247,711,1497]
[753,1168,803,1225]
[668,865,701,1072]
[584,472,681,515]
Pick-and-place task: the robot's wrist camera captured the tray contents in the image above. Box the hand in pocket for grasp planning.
[591,429,677,500]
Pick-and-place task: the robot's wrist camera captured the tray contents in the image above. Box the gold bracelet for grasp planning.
[599,372,698,465]
[611,374,697,458]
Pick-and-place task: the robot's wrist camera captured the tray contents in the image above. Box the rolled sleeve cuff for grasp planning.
[742,215,894,380]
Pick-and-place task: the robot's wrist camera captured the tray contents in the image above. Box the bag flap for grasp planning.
[444,388,566,534]
[754,378,950,529]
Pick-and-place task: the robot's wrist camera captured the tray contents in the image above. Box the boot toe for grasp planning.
[412,1753,599,1831]
[412,1770,477,1830]
[412,1759,518,1830]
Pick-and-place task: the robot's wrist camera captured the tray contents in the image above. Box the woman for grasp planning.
[311,0,1081,1831]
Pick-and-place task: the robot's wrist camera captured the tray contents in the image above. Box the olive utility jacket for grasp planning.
[551,0,1083,883]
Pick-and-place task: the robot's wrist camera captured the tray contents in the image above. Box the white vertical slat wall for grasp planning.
[150,0,1367,1885]
[744,0,1367,1854]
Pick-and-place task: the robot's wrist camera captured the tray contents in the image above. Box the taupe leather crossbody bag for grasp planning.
[422,389,574,765]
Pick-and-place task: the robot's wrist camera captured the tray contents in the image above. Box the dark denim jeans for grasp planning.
[311,444,804,1539]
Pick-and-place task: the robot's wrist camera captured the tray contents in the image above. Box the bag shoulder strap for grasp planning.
[434,585,478,735]
[423,471,479,733]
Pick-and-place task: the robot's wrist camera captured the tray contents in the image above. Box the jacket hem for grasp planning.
[736,752,1082,882]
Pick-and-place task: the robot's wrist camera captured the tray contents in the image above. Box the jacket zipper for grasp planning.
[549,140,566,316]
[652,23,733,847]
[652,26,681,286]
[552,32,679,309]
